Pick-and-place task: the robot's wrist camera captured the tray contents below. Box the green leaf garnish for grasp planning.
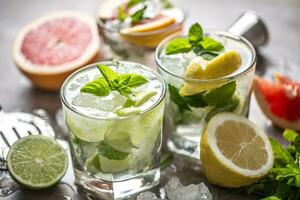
[270,137,294,167]
[166,38,192,55]
[160,0,173,9]
[81,64,148,100]
[118,73,148,87]
[204,81,236,106]
[246,129,300,199]
[205,96,239,122]
[80,78,110,96]
[97,64,118,89]
[98,141,129,160]
[165,22,224,60]
[127,0,145,8]
[188,23,203,44]
[198,51,219,61]
[183,92,207,108]
[199,37,224,51]
[168,84,191,113]
[283,129,298,142]
[131,6,147,24]
[117,6,127,22]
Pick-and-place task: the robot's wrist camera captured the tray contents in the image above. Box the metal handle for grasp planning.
[228,11,269,47]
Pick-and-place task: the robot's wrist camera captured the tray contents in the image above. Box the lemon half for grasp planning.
[200,113,274,188]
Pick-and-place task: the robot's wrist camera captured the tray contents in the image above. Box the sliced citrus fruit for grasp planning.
[253,74,300,131]
[99,155,129,173]
[134,90,157,106]
[13,11,100,91]
[120,15,182,48]
[121,16,176,34]
[7,135,68,189]
[104,124,132,153]
[180,51,241,96]
[200,113,274,188]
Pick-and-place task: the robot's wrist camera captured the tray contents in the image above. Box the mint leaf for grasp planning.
[119,73,148,87]
[188,23,203,44]
[205,96,239,122]
[270,137,294,167]
[117,6,127,22]
[168,84,191,113]
[283,129,298,142]
[117,74,131,86]
[199,51,219,61]
[160,153,173,169]
[98,141,129,160]
[131,6,147,24]
[127,0,144,8]
[200,37,224,51]
[183,92,207,108]
[123,98,135,108]
[160,0,173,9]
[80,78,110,96]
[117,85,132,96]
[294,135,300,154]
[166,38,192,55]
[97,64,118,88]
[204,81,236,106]
[269,164,300,187]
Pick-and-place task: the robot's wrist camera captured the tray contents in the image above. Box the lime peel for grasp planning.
[7,135,68,190]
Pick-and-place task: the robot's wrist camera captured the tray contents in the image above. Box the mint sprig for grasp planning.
[80,78,110,96]
[165,23,224,60]
[80,64,148,98]
[168,81,237,119]
[245,129,300,200]
[131,6,147,24]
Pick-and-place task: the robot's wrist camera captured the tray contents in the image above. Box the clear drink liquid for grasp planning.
[61,61,166,199]
[156,32,256,159]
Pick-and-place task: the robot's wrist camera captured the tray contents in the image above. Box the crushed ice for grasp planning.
[137,177,212,200]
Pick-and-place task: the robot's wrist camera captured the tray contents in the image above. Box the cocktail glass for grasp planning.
[155,32,256,158]
[60,60,166,199]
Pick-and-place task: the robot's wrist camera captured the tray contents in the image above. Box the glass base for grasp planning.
[74,168,160,200]
[167,132,201,160]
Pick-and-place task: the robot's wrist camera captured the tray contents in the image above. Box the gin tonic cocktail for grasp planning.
[61,60,165,199]
[156,23,256,158]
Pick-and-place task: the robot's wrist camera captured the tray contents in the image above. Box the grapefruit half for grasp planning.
[13,11,100,91]
[253,74,300,131]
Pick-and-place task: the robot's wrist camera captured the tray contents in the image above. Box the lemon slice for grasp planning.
[200,113,274,188]
[180,51,241,96]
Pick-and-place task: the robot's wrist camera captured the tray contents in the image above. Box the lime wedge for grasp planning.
[85,153,101,174]
[7,135,68,190]
[99,155,129,173]
[66,112,111,142]
[116,107,141,116]
[104,125,132,153]
[134,90,157,106]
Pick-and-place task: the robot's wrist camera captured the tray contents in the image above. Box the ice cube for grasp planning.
[137,191,161,200]
[72,91,127,112]
[165,177,212,200]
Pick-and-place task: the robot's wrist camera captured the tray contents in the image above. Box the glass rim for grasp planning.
[97,5,187,36]
[155,31,257,83]
[60,60,166,120]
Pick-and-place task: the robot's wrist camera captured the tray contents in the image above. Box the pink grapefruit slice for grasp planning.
[253,74,300,131]
[13,11,100,91]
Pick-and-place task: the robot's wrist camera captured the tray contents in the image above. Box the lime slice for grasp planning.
[104,125,132,153]
[134,90,157,106]
[7,135,68,189]
[116,107,141,116]
[85,153,101,174]
[66,112,111,142]
[99,155,129,173]
[131,103,164,147]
